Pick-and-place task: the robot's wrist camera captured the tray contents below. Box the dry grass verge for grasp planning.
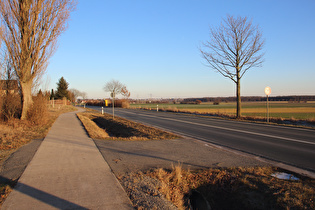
[77,110,180,140]
[0,105,77,205]
[141,166,314,210]
[77,113,110,139]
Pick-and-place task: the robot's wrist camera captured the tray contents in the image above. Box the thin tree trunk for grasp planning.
[236,78,241,118]
[20,81,33,120]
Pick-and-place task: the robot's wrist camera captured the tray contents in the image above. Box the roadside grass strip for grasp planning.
[77,110,180,140]
[77,113,110,139]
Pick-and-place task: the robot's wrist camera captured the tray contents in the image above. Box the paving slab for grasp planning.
[2,109,133,210]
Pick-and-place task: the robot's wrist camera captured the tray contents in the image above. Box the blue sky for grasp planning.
[45,0,315,99]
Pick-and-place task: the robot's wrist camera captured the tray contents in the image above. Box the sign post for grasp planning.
[111,92,115,119]
[264,87,271,123]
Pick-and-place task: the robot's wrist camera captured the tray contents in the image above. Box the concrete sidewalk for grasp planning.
[2,109,133,210]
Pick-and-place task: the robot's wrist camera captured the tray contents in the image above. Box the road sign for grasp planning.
[265,86,271,123]
[110,92,115,98]
[265,86,271,96]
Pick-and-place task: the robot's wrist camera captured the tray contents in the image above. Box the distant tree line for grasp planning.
[183,96,315,103]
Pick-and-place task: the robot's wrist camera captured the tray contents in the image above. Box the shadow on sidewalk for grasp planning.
[1,176,88,209]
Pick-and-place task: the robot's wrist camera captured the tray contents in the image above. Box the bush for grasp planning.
[115,99,130,108]
[27,92,48,125]
[0,93,22,121]
[0,95,3,120]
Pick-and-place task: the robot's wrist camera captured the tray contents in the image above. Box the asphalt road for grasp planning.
[88,106,315,174]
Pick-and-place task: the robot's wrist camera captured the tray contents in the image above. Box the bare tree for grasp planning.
[103,79,124,96]
[81,91,87,100]
[69,88,87,103]
[103,80,128,119]
[69,88,79,103]
[0,0,76,119]
[200,15,264,118]
[121,85,131,99]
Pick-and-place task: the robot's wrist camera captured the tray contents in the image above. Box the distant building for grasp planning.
[0,80,19,96]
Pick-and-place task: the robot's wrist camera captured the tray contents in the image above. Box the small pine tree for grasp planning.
[55,77,70,100]
[50,89,55,99]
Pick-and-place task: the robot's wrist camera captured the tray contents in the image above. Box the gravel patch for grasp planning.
[119,172,177,210]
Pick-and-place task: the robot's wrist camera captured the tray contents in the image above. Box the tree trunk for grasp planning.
[20,80,33,120]
[236,78,241,118]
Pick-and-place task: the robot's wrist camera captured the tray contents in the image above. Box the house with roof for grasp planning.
[0,80,19,96]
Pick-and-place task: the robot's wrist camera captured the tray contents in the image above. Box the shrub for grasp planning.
[0,95,3,120]
[27,92,48,125]
[0,93,22,121]
[115,99,130,108]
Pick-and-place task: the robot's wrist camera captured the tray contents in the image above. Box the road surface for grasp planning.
[88,106,315,175]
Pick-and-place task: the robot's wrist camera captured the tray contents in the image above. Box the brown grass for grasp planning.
[0,183,13,205]
[77,110,180,140]
[146,165,315,210]
[77,113,109,139]
[0,105,77,154]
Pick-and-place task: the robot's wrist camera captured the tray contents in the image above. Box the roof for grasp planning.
[0,80,19,90]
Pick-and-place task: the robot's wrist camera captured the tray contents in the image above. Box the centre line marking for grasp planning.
[116,109,315,146]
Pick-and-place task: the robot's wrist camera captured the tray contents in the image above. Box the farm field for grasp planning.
[130,101,315,120]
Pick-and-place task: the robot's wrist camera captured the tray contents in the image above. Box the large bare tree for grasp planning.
[0,0,76,119]
[200,15,264,118]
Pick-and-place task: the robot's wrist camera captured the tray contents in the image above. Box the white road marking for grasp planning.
[116,109,315,146]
